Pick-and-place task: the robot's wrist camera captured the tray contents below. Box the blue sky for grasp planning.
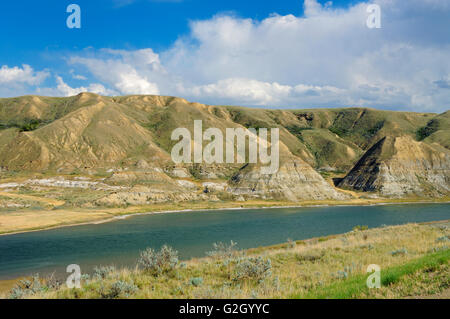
[1,0,357,71]
[0,0,449,112]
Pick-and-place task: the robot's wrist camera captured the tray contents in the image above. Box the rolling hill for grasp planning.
[0,93,449,204]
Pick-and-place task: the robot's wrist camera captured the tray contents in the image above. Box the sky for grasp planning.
[0,0,449,112]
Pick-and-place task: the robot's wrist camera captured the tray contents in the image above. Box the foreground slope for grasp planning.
[3,222,448,299]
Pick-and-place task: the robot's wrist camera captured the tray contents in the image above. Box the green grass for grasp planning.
[294,248,449,299]
[285,125,313,141]
[416,119,440,141]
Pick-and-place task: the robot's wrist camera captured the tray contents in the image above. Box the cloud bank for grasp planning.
[1,0,449,112]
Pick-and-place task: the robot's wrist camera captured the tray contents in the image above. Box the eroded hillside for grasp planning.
[0,93,449,207]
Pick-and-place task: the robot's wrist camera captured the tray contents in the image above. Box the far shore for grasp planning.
[0,197,449,237]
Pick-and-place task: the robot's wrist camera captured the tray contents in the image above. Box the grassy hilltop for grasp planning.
[0,93,448,172]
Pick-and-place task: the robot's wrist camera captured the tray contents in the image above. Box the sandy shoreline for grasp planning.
[1,199,449,237]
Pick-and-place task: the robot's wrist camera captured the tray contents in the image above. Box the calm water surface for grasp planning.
[0,203,448,280]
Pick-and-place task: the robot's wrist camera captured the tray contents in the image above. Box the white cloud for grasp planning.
[37,76,117,97]
[7,0,450,112]
[69,49,161,95]
[55,76,117,96]
[186,78,293,105]
[0,64,49,85]
[158,0,449,111]
[69,69,87,81]
[64,0,449,111]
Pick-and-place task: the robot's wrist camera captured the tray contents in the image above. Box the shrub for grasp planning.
[428,245,448,253]
[285,126,313,142]
[296,251,324,264]
[436,236,449,243]
[0,119,49,132]
[334,270,348,280]
[233,257,272,283]
[359,243,374,250]
[364,121,385,138]
[93,266,116,280]
[8,287,26,299]
[138,245,179,275]
[329,126,348,137]
[287,238,296,249]
[391,248,408,256]
[416,120,439,141]
[103,280,138,299]
[44,273,61,290]
[8,274,42,299]
[332,263,359,280]
[352,225,369,231]
[206,241,238,259]
[190,277,203,287]
[81,274,91,283]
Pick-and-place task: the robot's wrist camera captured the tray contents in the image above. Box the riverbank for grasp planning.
[2,220,448,299]
[1,197,449,236]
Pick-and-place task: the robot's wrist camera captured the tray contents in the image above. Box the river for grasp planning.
[0,203,448,280]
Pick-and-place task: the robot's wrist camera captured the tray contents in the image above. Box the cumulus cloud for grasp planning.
[0,64,49,85]
[186,78,293,105]
[69,49,161,95]
[37,76,117,97]
[6,0,450,112]
[55,76,117,96]
[69,69,87,81]
[0,64,50,97]
[62,0,449,111]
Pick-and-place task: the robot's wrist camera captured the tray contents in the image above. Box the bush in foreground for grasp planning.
[233,257,272,283]
[138,245,179,276]
[8,274,43,299]
[93,266,116,280]
[206,241,238,259]
[391,248,408,256]
[101,280,138,299]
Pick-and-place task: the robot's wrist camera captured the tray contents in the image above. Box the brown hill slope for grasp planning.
[337,136,450,197]
[0,93,448,201]
[0,94,439,171]
[0,98,168,171]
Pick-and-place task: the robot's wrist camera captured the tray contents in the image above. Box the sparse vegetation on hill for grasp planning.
[0,94,446,173]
